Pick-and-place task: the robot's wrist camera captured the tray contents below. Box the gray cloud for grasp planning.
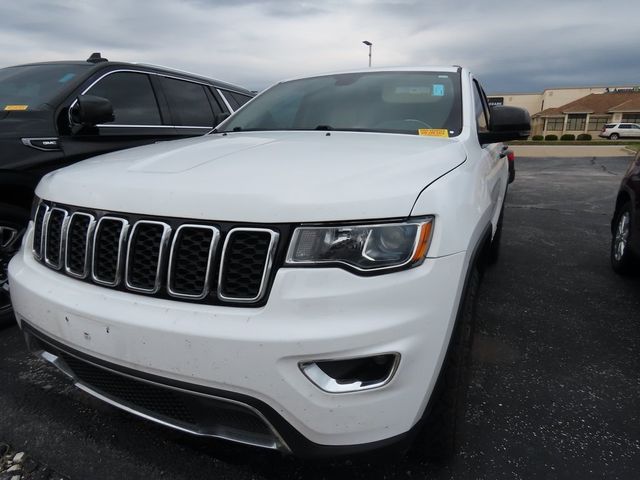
[0,0,638,93]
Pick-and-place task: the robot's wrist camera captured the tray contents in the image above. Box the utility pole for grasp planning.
[362,40,372,67]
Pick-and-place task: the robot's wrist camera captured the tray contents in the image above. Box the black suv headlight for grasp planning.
[285,217,434,273]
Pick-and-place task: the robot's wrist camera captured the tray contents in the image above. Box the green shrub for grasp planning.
[577,133,592,141]
[560,134,576,141]
[544,134,558,141]
[531,135,544,141]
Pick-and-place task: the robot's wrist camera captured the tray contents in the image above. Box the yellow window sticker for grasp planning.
[4,105,29,111]
[418,129,449,137]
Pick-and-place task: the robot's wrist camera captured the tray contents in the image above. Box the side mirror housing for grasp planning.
[478,106,531,144]
[70,95,114,127]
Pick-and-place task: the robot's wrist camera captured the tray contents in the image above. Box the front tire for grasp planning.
[412,266,480,460]
[611,202,638,275]
[0,203,29,327]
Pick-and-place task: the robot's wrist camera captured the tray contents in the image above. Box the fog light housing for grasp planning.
[300,353,400,393]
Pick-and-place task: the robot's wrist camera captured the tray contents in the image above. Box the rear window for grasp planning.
[0,64,91,110]
[604,124,616,129]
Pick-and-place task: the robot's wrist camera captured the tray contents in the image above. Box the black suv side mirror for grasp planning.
[70,95,115,127]
[479,106,531,144]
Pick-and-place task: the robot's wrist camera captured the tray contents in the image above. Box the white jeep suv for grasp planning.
[9,67,530,458]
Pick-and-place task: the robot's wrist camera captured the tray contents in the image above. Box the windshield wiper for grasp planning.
[314,125,333,131]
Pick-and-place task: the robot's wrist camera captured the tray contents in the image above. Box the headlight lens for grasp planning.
[285,218,434,272]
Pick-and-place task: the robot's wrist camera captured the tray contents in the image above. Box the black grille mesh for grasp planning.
[45,209,65,267]
[59,352,273,438]
[62,353,197,424]
[66,215,92,276]
[169,227,215,296]
[127,223,166,290]
[220,231,271,299]
[94,219,125,284]
[33,205,47,257]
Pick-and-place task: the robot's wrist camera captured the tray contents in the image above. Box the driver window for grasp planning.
[88,72,162,125]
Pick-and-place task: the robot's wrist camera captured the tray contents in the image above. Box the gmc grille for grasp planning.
[32,201,281,306]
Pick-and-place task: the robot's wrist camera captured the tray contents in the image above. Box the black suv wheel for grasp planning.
[611,202,638,275]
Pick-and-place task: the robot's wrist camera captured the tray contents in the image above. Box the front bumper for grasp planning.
[9,225,467,454]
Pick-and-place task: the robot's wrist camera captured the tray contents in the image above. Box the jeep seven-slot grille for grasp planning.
[32,202,280,306]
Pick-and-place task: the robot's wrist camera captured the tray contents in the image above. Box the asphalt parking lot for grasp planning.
[1,156,639,480]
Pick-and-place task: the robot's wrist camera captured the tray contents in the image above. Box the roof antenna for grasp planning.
[87,52,108,63]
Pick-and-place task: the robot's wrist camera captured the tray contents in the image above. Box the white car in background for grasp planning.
[599,122,640,140]
[9,67,530,458]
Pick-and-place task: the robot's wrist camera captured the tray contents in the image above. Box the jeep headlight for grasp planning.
[285,218,434,272]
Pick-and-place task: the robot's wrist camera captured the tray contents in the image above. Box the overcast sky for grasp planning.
[1,0,638,93]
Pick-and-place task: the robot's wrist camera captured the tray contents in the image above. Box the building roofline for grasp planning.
[490,85,639,96]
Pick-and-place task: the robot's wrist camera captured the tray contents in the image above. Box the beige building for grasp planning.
[488,86,639,118]
[531,92,640,137]
[488,86,640,138]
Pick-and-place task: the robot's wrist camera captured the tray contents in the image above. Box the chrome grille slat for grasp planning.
[167,224,219,300]
[32,203,49,260]
[217,228,279,303]
[64,212,96,278]
[92,217,129,287]
[125,221,172,294]
[44,208,69,270]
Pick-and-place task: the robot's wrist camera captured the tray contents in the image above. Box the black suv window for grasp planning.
[220,90,252,110]
[619,124,631,129]
[162,77,217,126]
[88,72,161,125]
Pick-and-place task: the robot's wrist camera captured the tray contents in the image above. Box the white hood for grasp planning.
[37,131,466,223]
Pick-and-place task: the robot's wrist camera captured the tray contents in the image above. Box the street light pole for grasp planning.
[362,40,372,67]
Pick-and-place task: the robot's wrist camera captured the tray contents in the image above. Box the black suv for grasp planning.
[0,53,253,324]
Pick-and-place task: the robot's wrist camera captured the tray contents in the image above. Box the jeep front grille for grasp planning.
[32,201,282,306]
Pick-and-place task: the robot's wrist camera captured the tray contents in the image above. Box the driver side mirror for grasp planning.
[479,106,531,144]
[70,95,114,127]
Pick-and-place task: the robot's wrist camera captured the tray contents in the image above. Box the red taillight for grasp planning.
[507,151,515,162]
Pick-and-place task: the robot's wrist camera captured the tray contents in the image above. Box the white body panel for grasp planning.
[36,132,466,226]
[10,66,508,450]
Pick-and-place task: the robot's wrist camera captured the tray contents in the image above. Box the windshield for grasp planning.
[0,64,91,111]
[218,71,462,136]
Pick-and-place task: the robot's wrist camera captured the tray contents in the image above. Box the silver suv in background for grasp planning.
[599,123,640,140]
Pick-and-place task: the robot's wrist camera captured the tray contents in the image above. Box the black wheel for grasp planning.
[0,203,29,327]
[610,133,620,140]
[411,266,480,460]
[611,202,638,275]
[488,204,505,265]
